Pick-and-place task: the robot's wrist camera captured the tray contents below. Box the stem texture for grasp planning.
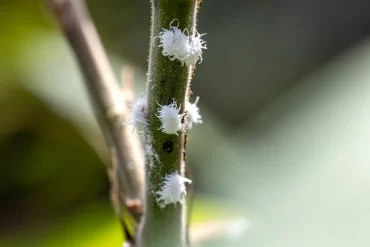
[138,0,199,246]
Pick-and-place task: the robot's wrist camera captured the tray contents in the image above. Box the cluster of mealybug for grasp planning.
[154,20,206,208]
[155,19,205,136]
[124,19,206,208]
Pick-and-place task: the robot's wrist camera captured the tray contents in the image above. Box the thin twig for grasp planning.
[47,0,144,221]
[121,66,135,105]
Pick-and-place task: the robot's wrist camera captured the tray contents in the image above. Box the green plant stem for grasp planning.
[138,0,199,246]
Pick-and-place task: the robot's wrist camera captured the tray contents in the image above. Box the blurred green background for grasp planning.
[2,0,370,246]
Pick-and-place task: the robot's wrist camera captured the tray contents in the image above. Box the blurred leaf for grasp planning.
[0,1,52,68]
[215,39,370,247]
[0,202,122,247]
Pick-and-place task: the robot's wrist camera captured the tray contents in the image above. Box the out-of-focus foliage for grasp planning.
[0,203,122,247]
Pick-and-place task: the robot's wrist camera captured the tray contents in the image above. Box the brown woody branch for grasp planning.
[47,0,144,225]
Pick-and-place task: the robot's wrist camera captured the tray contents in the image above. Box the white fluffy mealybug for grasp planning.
[186,96,202,129]
[156,171,192,208]
[184,31,207,66]
[156,19,206,67]
[124,96,147,131]
[158,20,189,61]
[157,100,184,135]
